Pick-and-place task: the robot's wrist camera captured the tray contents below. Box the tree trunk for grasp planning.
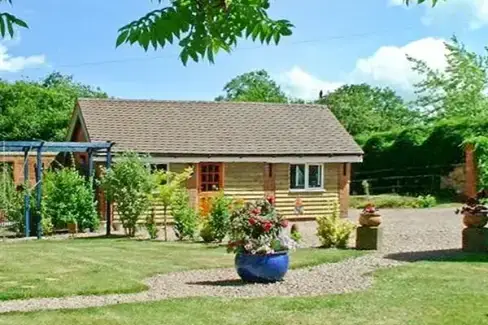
[163,205,168,242]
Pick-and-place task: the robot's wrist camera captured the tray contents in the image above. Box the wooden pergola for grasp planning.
[0,141,114,239]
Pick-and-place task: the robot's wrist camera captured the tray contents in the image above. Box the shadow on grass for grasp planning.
[73,234,129,240]
[385,249,488,263]
[187,279,248,287]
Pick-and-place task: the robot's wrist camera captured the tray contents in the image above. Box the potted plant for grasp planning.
[456,198,488,228]
[227,196,296,283]
[359,203,382,227]
[66,215,78,234]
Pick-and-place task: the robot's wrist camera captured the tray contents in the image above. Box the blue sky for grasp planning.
[2,0,488,100]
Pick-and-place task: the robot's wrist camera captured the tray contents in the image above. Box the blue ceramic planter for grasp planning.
[235,252,289,283]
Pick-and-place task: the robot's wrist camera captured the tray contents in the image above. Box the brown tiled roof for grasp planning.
[77,99,363,156]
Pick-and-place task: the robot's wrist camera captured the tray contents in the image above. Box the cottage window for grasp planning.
[150,164,168,172]
[200,163,221,192]
[290,164,323,190]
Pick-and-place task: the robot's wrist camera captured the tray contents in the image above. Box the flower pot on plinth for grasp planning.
[463,212,488,228]
[67,222,78,234]
[359,213,382,227]
[235,252,289,283]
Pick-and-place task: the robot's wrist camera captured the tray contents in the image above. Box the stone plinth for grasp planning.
[356,226,382,250]
[462,227,488,252]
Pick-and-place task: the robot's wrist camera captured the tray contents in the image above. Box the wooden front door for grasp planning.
[197,162,224,215]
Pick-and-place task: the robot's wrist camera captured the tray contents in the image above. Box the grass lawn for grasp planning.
[0,238,363,301]
[2,253,488,325]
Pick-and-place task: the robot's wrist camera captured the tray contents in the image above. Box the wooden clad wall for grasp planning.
[274,163,340,219]
[223,162,265,201]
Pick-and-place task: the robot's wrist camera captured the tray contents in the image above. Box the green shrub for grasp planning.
[207,192,233,242]
[416,195,437,208]
[43,168,99,231]
[171,188,198,240]
[290,223,302,243]
[316,205,355,249]
[0,171,24,234]
[145,208,159,239]
[199,221,215,243]
[100,152,153,237]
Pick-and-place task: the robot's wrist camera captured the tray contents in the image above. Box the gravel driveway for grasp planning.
[0,208,464,313]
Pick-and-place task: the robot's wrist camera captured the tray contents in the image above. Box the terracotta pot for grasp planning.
[463,212,488,228]
[359,213,382,227]
[67,222,78,234]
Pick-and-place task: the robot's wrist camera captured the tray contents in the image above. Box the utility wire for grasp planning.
[37,25,418,70]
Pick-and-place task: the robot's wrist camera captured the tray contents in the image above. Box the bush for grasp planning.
[0,171,24,234]
[416,194,437,208]
[290,223,302,243]
[145,208,159,239]
[316,205,355,249]
[207,192,233,242]
[199,221,215,243]
[171,188,198,240]
[100,152,154,237]
[43,168,99,231]
[350,194,439,209]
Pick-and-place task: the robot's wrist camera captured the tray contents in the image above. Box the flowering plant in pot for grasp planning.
[227,196,296,283]
[359,203,382,227]
[455,198,488,228]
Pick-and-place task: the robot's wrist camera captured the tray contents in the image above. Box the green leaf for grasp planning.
[273,31,280,45]
[116,30,129,47]
[6,18,13,38]
[207,46,214,64]
[180,48,189,66]
[11,16,28,29]
[0,17,5,38]
[188,49,198,62]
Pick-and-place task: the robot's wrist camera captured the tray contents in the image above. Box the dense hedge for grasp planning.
[352,119,488,196]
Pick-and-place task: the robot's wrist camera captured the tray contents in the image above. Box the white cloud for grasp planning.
[279,37,448,99]
[0,43,45,72]
[390,0,488,29]
[278,66,343,100]
[351,37,447,91]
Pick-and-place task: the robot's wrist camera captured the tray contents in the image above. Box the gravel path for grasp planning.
[0,208,463,313]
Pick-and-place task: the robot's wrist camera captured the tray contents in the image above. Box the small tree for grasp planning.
[100,152,153,237]
[151,166,193,241]
[43,168,99,231]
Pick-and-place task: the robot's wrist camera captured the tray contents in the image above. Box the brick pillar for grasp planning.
[465,144,477,199]
[339,163,351,218]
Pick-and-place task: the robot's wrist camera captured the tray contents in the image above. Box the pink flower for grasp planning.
[249,217,257,226]
[251,207,261,215]
[280,220,289,228]
[263,222,272,232]
[266,195,275,205]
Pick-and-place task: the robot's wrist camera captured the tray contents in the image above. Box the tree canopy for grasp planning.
[409,36,488,120]
[318,84,419,136]
[0,72,107,141]
[215,69,287,102]
[0,0,444,65]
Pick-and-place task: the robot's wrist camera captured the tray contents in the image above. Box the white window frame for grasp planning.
[289,163,325,192]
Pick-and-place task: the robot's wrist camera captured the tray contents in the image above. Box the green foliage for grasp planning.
[0,0,28,38]
[0,72,107,141]
[319,84,419,136]
[116,0,293,65]
[215,70,288,103]
[290,223,302,243]
[316,205,355,249]
[416,195,437,208]
[171,188,198,241]
[151,166,193,241]
[145,208,159,239]
[100,152,154,237]
[199,221,216,243]
[43,168,99,231]
[350,194,440,209]
[207,192,233,242]
[0,166,23,233]
[409,36,488,120]
[353,118,487,196]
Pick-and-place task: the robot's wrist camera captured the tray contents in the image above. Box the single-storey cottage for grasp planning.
[67,99,363,224]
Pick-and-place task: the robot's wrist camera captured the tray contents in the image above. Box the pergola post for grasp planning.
[105,146,112,236]
[36,144,43,239]
[23,148,30,238]
[87,148,94,186]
